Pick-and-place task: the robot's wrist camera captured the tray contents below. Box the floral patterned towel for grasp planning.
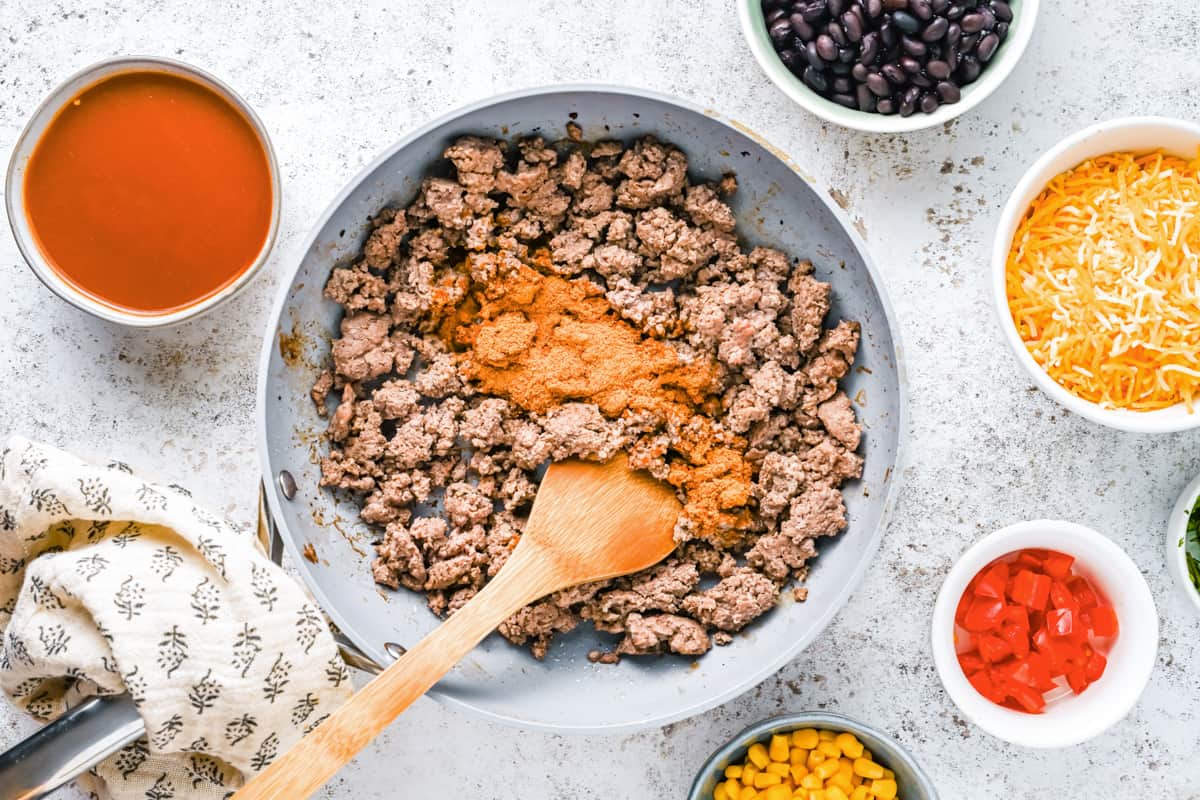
[0,436,353,799]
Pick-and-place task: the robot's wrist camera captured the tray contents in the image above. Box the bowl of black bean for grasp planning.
[740,0,1038,132]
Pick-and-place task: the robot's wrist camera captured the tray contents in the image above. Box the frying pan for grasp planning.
[256,85,907,733]
[0,85,907,797]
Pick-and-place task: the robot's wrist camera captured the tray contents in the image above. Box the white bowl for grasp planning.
[4,56,280,328]
[1166,472,1200,614]
[931,520,1158,749]
[991,116,1200,433]
[737,0,1040,133]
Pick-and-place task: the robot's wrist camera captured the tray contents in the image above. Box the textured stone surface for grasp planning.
[2,1,1200,797]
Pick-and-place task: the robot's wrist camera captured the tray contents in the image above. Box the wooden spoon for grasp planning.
[234,454,680,799]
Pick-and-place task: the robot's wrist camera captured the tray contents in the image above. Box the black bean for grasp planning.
[789,13,816,39]
[877,98,897,114]
[926,59,951,79]
[976,32,1000,61]
[920,92,940,113]
[770,19,794,46]
[945,22,961,44]
[945,3,965,19]
[902,85,921,104]
[978,8,995,29]
[842,11,863,41]
[892,9,921,33]
[957,54,981,82]
[830,58,853,73]
[801,2,828,22]
[995,21,1008,39]
[960,32,979,51]
[866,0,884,17]
[767,7,788,23]
[828,22,847,44]
[816,33,838,60]
[944,44,959,67]
[828,0,846,14]
[882,63,908,84]
[852,62,870,80]
[911,73,934,88]
[900,55,922,73]
[931,0,949,12]
[859,31,880,62]
[838,46,857,62]
[883,0,908,9]
[991,0,1013,22]
[866,71,892,95]
[880,22,898,48]
[780,48,803,70]
[921,16,948,41]
[936,81,961,102]
[960,12,986,33]
[833,76,853,93]
[856,83,877,110]
[910,0,933,20]
[832,92,858,107]
[901,36,927,57]
[805,40,825,68]
[803,65,830,91]
[899,99,917,116]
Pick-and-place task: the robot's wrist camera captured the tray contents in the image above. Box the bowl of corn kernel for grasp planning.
[688,712,937,800]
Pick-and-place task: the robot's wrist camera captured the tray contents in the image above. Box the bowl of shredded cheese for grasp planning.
[992,117,1200,433]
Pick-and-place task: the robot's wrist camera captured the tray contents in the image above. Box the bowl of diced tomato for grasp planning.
[931,520,1157,748]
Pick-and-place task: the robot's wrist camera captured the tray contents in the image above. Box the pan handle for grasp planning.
[0,694,144,800]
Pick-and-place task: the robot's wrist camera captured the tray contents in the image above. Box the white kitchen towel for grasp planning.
[0,436,353,799]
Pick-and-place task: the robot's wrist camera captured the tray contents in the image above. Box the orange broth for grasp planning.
[23,70,273,314]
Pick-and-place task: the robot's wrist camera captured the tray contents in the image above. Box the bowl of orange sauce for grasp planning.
[5,56,279,326]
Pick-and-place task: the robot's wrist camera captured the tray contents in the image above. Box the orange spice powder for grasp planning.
[438,258,754,543]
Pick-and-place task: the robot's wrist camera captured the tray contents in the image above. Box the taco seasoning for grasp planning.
[22,69,274,315]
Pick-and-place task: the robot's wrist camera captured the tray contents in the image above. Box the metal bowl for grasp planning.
[257,85,906,733]
[688,712,939,800]
[5,56,280,327]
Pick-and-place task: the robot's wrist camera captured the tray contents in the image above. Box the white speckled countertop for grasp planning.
[2,1,1199,797]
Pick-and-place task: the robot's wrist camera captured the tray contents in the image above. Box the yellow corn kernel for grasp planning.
[800,773,824,790]
[806,791,827,800]
[748,743,770,769]
[715,783,730,800]
[789,764,809,784]
[836,760,854,781]
[726,765,744,779]
[738,787,757,800]
[767,763,791,778]
[817,741,842,759]
[881,769,894,781]
[744,764,760,785]
[861,750,872,762]
[850,788,870,800]
[828,772,854,796]
[790,748,809,765]
[870,779,897,800]
[792,729,820,749]
[764,786,791,800]
[806,751,826,769]
[728,779,747,797]
[818,730,836,741]
[825,787,850,800]
[813,759,840,781]
[834,733,864,759]
[769,734,790,762]
[853,758,884,780]
[755,772,783,789]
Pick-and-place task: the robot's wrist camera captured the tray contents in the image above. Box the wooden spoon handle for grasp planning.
[234,544,558,800]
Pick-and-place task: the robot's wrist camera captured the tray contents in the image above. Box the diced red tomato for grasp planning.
[1010,569,1051,610]
[1046,607,1074,638]
[963,596,1006,632]
[974,562,1009,599]
[1068,576,1099,608]
[978,634,1011,663]
[958,652,986,674]
[1087,605,1119,637]
[1042,551,1075,580]
[955,547,1117,714]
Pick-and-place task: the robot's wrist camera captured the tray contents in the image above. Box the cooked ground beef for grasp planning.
[315,131,862,661]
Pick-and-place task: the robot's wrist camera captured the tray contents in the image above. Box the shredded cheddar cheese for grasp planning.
[1006,150,1200,412]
